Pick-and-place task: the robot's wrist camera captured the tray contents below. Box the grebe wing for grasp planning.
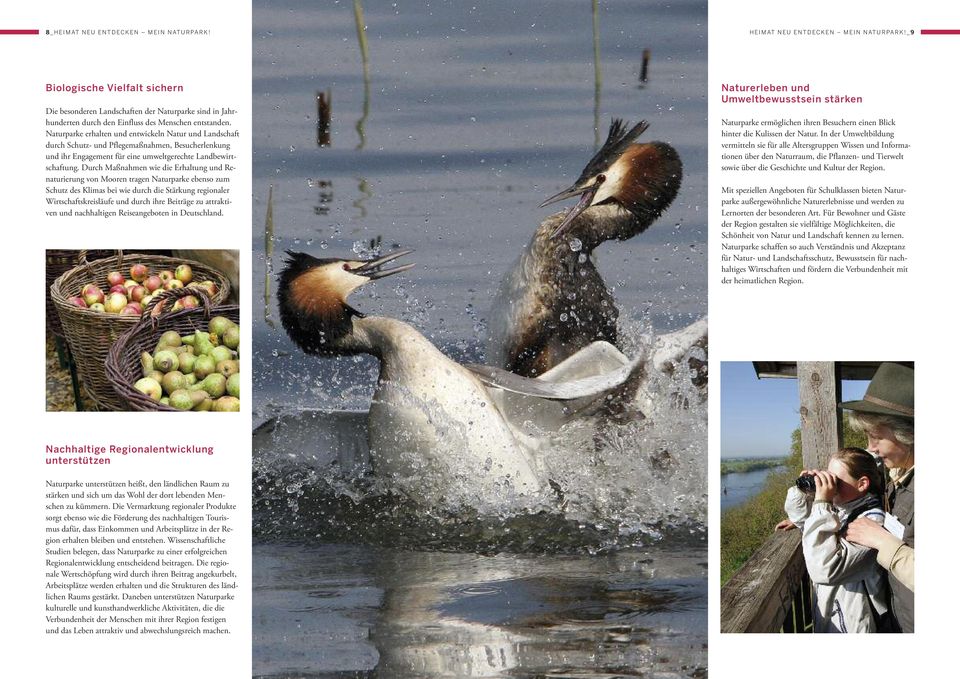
[536,340,629,382]
[465,342,645,401]
[649,318,707,372]
[467,342,647,433]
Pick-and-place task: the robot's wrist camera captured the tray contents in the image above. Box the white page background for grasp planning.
[0,3,251,677]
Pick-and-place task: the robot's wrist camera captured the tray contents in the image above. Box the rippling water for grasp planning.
[253,0,707,675]
[721,466,786,513]
[254,542,706,678]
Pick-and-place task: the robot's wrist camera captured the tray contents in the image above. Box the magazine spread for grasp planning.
[2,0,954,677]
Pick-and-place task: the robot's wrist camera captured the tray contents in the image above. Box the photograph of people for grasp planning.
[720,361,913,634]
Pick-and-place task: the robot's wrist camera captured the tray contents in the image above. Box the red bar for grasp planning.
[0,29,39,35]
[920,29,960,35]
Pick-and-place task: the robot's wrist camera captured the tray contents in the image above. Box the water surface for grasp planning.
[720,467,786,512]
[254,541,707,678]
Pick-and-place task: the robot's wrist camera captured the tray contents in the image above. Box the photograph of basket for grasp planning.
[50,251,231,410]
[106,288,240,412]
[45,250,114,338]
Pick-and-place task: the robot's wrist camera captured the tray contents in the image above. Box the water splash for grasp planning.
[253,323,706,553]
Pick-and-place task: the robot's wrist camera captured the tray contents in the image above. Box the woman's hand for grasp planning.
[775,519,796,531]
[846,516,898,551]
[811,470,838,502]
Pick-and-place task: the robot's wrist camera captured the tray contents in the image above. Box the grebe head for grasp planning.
[277,249,414,355]
[539,119,682,239]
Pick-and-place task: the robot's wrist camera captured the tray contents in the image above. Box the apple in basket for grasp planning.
[106,271,125,288]
[67,296,88,308]
[144,275,163,293]
[175,264,193,284]
[104,292,128,314]
[120,303,142,316]
[197,280,218,298]
[81,284,104,306]
[130,263,149,283]
[128,285,147,303]
[171,295,200,312]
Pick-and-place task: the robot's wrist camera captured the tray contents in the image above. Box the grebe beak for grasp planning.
[540,178,603,239]
[351,249,416,280]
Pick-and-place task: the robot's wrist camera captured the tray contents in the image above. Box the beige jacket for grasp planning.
[877,540,914,593]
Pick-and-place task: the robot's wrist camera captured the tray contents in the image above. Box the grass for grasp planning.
[720,443,802,584]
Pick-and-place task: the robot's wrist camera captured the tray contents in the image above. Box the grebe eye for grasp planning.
[343,263,351,271]
[597,174,606,183]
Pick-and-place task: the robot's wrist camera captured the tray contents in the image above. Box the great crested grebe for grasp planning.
[487,119,685,377]
[277,249,649,510]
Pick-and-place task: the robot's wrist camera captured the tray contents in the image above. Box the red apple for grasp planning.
[120,303,142,316]
[144,275,163,293]
[129,263,149,282]
[175,264,193,284]
[158,270,175,283]
[109,284,126,295]
[104,292,128,313]
[197,280,218,297]
[81,283,104,306]
[67,296,88,308]
[106,271,125,288]
[171,298,199,312]
[129,285,147,303]
[165,279,184,291]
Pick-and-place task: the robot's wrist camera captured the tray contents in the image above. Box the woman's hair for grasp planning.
[846,411,914,450]
[832,447,885,497]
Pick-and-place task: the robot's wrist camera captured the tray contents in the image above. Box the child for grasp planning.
[783,447,889,633]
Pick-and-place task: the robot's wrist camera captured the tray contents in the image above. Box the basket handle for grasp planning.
[78,249,124,274]
[142,287,214,330]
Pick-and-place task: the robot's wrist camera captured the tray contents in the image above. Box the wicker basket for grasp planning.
[45,250,113,337]
[105,288,240,411]
[51,251,231,410]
